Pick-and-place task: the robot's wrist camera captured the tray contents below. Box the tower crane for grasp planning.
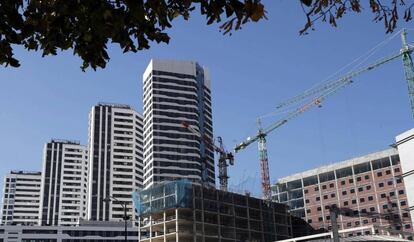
[234,29,414,202]
[181,121,234,191]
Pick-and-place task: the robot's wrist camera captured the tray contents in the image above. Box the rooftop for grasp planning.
[276,148,398,184]
[10,170,41,175]
[50,139,81,145]
[78,220,133,228]
[97,102,131,109]
[396,127,414,145]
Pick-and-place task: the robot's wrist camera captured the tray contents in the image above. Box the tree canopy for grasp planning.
[0,0,412,70]
[0,0,266,70]
[300,0,413,35]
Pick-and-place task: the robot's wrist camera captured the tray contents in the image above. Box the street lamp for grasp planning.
[103,196,129,242]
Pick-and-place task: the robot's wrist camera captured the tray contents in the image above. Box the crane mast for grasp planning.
[257,133,271,200]
[401,29,414,119]
[235,29,414,201]
[181,122,234,191]
[256,118,271,200]
[217,136,234,191]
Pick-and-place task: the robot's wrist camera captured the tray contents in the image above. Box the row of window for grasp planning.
[309,217,412,231]
[307,199,408,216]
[306,177,402,194]
[276,155,400,192]
[306,187,405,204]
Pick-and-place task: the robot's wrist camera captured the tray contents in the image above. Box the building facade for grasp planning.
[142,59,215,189]
[272,146,414,240]
[87,103,144,222]
[1,171,41,226]
[134,180,292,242]
[39,139,88,226]
[0,221,138,242]
[396,128,414,222]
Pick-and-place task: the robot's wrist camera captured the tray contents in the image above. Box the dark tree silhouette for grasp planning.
[300,0,414,35]
[1,1,413,70]
[0,0,266,70]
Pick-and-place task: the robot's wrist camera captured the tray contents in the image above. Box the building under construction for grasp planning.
[133,180,292,242]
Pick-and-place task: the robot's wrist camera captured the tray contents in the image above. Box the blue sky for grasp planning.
[0,1,413,197]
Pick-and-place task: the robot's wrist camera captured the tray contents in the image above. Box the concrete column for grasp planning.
[350,165,363,229]
[246,195,251,241]
[232,195,237,241]
[149,215,152,242]
[176,209,179,242]
[370,161,384,228]
[390,156,404,238]
[163,211,166,242]
[138,216,141,241]
[272,205,277,240]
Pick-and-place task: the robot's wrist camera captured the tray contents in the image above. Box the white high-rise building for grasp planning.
[396,128,414,222]
[39,139,88,226]
[1,171,41,225]
[142,59,215,189]
[87,103,144,222]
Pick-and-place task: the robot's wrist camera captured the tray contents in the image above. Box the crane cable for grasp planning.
[273,30,404,111]
[258,30,403,122]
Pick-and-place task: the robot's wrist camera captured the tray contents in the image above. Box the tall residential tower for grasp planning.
[87,103,144,222]
[142,59,215,189]
[1,171,41,225]
[39,139,88,226]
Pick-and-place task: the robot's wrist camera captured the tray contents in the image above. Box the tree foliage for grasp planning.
[300,0,414,35]
[2,0,414,70]
[0,0,266,70]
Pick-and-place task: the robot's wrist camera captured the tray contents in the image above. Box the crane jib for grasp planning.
[233,30,414,201]
[235,46,414,153]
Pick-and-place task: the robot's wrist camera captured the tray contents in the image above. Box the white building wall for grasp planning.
[0,223,138,242]
[1,171,41,225]
[87,103,144,222]
[39,140,88,226]
[396,128,414,220]
[60,143,88,225]
[142,59,215,189]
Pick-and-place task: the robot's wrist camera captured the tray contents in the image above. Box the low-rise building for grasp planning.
[272,128,414,240]
[0,221,138,242]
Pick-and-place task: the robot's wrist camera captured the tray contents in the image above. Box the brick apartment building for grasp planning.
[272,128,414,240]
